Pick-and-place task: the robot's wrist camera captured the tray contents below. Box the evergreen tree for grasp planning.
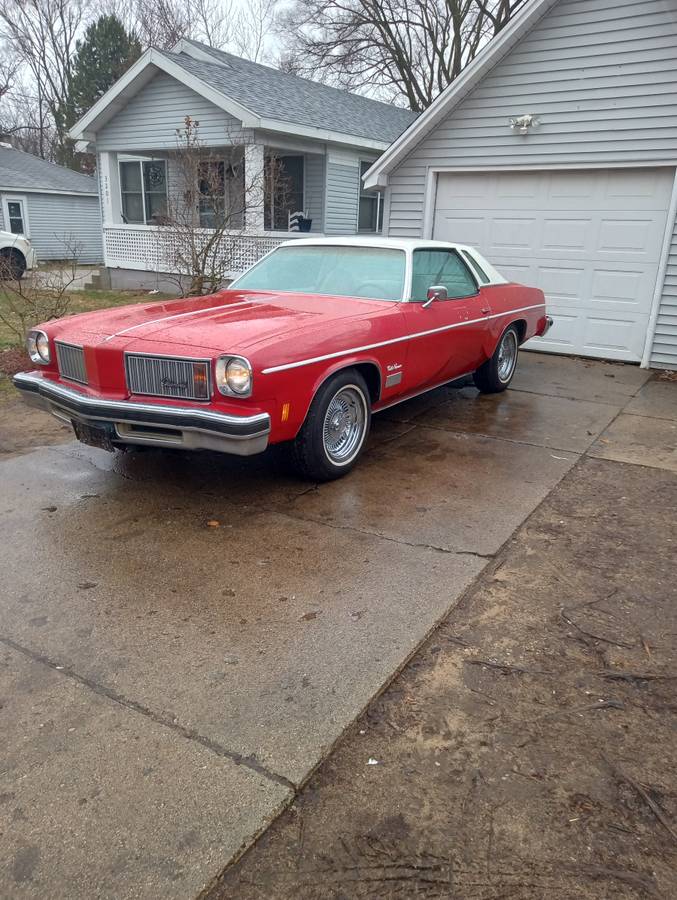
[70,15,142,122]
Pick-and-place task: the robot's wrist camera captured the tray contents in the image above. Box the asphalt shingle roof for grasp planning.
[0,145,98,194]
[166,42,418,144]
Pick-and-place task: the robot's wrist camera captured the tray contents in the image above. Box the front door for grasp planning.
[402,247,489,389]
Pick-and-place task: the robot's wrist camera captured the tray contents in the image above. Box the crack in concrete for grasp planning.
[262,505,495,559]
[0,633,296,793]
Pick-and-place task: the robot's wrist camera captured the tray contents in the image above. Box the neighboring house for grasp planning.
[0,144,102,264]
[366,0,677,370]
[69,40,417,291]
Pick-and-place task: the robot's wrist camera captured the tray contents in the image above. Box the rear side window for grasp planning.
[411,249,478,300]
[462,250,490,285]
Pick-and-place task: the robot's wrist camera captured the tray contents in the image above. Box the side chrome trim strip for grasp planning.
[261,303,545,374]
[374,370,475,414]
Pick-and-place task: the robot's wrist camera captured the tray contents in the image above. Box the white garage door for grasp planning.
[433,168,674,361]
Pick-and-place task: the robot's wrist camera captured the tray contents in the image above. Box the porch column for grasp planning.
[244,142,265,233]
[97,151,117,225]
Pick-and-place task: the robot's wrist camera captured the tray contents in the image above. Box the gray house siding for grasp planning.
[0,191,102,263]
[324,161,360,234]
[386,0,677,239]
[96,71,245,151]
[651,214,677,368]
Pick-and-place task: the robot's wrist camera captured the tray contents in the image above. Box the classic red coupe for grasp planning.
[14,238,551,480]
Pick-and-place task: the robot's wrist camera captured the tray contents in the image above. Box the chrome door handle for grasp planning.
[481,307,490,315]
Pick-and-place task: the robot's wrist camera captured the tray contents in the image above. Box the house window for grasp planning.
[265,155,304,231]
[358,161,383,233]
[119,159,168,224]
[4,198,27,235]
[198,161,226,229]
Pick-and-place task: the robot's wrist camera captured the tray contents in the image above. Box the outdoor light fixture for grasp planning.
[510,114,538,135]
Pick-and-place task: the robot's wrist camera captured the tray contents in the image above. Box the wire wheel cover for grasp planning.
[497,330,518,382]
[322,386,366,464]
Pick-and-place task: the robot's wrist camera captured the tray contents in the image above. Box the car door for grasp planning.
[402,248,490,389]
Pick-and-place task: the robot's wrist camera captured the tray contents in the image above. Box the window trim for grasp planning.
[118,157,168,225]
[407,247,480,302]
[2,194,29,237]
[357,159,383,234]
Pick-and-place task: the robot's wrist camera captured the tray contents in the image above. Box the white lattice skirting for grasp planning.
[103,226,291,276]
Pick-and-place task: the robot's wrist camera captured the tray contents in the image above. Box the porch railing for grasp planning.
[102,225,306,277]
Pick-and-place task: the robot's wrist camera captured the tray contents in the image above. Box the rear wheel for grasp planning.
[473,325,519,394]
[290,369,371,481]
[0,248,26,280]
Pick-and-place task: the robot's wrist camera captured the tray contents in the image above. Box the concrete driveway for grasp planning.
[0,351,667,899]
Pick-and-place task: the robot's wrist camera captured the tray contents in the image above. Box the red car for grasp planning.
[14,238,551,480]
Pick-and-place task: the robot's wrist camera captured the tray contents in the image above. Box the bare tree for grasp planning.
[0,236,82,345]
[98,0,278,57]
[231,0,278,62]
[276,0,529,110]
[97,0,233,50]
[0,0,85,163]
[152,117,291,295]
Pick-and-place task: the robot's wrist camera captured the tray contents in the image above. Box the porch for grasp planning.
[96,140,382,283]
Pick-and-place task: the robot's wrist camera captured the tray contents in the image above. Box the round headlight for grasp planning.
[36,332,50,362]
[27,329,50,364]
[226,358,252,394]
[215,356,252,397]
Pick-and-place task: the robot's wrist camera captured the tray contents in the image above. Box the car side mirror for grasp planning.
[422,285,447,308]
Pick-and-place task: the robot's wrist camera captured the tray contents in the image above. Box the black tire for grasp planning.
[290,368,372,481]
[473,325,520,394]
[0,248,26,281]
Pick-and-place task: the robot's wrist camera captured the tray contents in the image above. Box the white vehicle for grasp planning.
[0,231,38,279]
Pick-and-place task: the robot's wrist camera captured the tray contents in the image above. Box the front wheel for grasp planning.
[290,369,371,481]
[0,248,26,280]
[473,325,520,394]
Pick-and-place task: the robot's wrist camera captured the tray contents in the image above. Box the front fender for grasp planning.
[261,354,384,443]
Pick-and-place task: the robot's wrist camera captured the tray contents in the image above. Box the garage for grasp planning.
[366,0,677,370]
[432,168,674,362]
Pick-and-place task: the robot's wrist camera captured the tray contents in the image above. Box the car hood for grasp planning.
[52,289,395,353]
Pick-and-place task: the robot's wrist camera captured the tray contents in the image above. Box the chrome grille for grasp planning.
[55,341,88,384]
[125,353,211,401]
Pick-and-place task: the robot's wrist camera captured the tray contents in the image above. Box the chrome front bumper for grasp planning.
[541,315,554,336]
[13,371,271,456]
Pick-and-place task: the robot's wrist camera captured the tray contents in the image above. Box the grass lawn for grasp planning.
[0,289,172,402]
[0,288,171,351]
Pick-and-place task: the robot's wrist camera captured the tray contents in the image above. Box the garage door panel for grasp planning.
[491,217,538,250]
[537,265,587,300]
[590,268,651,307]
[434,214,487,246]
[582,315,648,360]
[432,167,673,361]
[597,217,665,257]
[542,218,592,251]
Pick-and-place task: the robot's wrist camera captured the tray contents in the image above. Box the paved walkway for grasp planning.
[0,352,673,898]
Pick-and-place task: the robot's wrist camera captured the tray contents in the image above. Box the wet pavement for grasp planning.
[0,351,668,899]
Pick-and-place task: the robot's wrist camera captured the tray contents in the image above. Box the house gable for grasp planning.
[96,71,247,152]
[385,0,677,238]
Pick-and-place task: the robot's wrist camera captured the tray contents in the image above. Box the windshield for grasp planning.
[232,245,406,301]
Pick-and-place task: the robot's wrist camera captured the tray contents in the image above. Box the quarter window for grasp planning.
[411,249,478,301]
[119,159,168,224]
[358,161,383,233]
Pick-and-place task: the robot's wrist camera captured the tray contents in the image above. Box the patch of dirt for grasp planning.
[0,347,29,377]
[207,457,677,900]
